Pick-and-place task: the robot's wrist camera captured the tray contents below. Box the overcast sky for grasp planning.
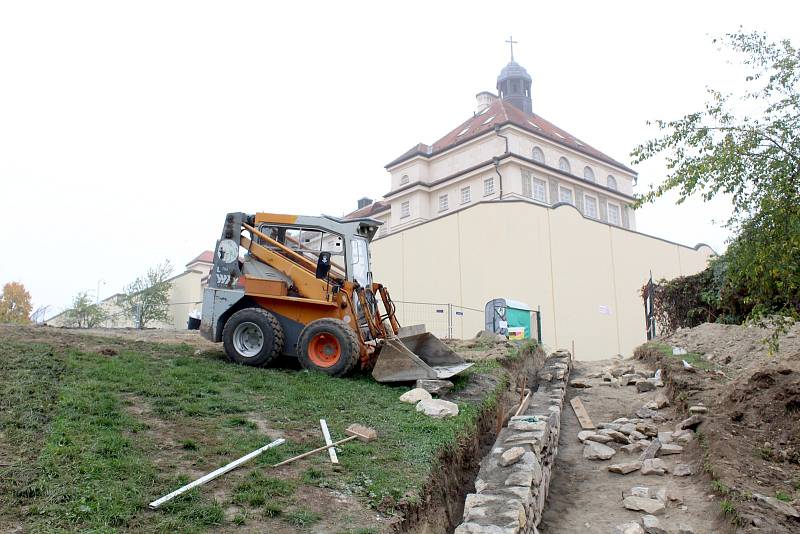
[1,1,798,316]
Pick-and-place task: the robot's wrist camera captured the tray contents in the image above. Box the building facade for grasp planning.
[350,57,638,237]
[350,54,713,359]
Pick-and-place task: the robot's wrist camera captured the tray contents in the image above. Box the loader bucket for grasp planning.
[371,326,473,383]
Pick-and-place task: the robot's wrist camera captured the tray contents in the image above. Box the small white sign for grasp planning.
[598,305,612,315]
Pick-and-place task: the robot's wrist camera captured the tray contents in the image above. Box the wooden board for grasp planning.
[570,397,595,430]
[319,419,338,464]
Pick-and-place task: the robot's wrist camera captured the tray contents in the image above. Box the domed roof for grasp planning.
[497,60,532,83]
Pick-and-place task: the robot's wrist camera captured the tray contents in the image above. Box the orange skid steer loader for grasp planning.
[199,212,472,382]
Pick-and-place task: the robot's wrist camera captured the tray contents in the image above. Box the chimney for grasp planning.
[475,91,498,114]
[357,197,373,210]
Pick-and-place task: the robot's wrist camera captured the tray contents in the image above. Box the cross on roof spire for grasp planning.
[505,35,518,61]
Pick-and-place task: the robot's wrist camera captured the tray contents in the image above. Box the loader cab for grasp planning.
[255,221,371,286]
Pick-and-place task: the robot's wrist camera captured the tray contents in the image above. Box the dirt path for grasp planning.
[539,359,728,534]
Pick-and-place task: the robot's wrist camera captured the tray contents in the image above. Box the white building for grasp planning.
[349,52,713,359]
[350,56,637,236]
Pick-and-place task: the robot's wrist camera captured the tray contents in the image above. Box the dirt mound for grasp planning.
[637,322,800,532]
[666,321,800,373]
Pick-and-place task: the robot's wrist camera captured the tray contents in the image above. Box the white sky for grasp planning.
[1,1,798,316]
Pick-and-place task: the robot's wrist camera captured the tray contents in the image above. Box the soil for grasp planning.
[636,322,800,532]
[539,359,728,534]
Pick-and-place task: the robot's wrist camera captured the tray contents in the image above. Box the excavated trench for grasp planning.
[395,344,546,534]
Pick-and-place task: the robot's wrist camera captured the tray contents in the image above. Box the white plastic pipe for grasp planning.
[149,438,286,509]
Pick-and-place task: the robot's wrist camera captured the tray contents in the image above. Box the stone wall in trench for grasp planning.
[454,350,572,534]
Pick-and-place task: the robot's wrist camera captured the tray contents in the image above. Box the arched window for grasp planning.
[558,157,571,173]
[583,166,595,182]
[400,174,409,185]
[607,175,617,190]
[532,146,545,163]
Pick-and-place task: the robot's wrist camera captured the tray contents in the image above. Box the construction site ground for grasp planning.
[0,325,513,534]
[639,322,800,533]
[540,358,726,533]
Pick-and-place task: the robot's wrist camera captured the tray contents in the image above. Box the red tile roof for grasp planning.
[386,99,635,174]
[186,250,214,266]
[344,200,390,220]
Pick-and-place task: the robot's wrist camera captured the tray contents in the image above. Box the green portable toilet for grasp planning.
[485,298,533,340]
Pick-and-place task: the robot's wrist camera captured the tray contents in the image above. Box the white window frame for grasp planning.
[607,175,617,190]
[532,146,545,163]
[438,193,449,212]
[584,194,598,219]
[460,186,471,204]
[558,185,574,205]
[558,157,571,174]
[483,177,495,196]
[607,202,621,225]
[400,174,409,185]
[400,200,410,219]
[583,166,596,182]
[533,178,547,202]
[521,171,532,198]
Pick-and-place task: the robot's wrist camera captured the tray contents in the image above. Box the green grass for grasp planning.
[0,332,506,532]
[644,341,713,370]
[776,490,792,502]
[285,509,322,527]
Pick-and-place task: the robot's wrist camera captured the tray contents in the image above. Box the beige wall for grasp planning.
[371,200,713,360]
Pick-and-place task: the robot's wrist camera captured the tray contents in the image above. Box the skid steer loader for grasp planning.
[199,212,472,382]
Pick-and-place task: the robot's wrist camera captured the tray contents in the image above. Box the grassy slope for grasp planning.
[0,333,505,533]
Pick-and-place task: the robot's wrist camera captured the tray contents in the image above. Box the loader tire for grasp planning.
[222,308,284,367]
[297,318,359,377]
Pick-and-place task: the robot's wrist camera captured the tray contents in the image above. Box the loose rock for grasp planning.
[498,446,526,467]
[608,461,642,474]
[672,463,694,476]
[613,523,644,534]
[585,433,615,444]
[676,414,704,431]
[613,522,644,534]
[599,429,630,444]
[639,439,662,461]
[577,430,595,442]
[583,441,616,460]
[642,514,667,534]
[641,458,668,475]
[752,492,800,518]
[415,398,459,418]
[569,378,592,388]
[636,407,660,419]
[623,495,665,515]
[688,405,708,414]
[637,381,656,393]
[659,443,684,455]
[415,379,454,396]
[399,388,432,404]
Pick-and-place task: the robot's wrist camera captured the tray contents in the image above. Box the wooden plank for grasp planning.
[319,419,339,464]
[570,397,595,430]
